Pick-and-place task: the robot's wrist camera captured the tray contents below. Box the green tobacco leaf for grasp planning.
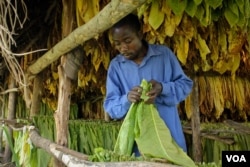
[185,0,198,17]
[2,126,20,167]
[236,0,245,13]
[224,0,239,27]
[135,104,196,167]
[205,0,223,9]
[211,8,222,21]
[245,0,250,18]
[114,103,137,156]
[193,0,202,5]
[228,0,239,16]
[167,0,187,16]
[224,8,239,27]
[148,0,165,30]
[195,5,209,26]
[237,12,246,28]
[114,79,196,166]
[114,79,150,156]
[140,79,151,101]
[137,80,196,166]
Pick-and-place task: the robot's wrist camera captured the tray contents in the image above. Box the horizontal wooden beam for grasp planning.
[29,126,179,167]
[27,0,147,76]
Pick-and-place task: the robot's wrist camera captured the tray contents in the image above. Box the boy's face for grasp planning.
[111,25,143,61]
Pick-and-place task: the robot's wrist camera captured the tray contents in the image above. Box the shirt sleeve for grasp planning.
[156,51,193,106]
[103,63,131,119]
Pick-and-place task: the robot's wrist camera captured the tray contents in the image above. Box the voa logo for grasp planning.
[226,155,247,163]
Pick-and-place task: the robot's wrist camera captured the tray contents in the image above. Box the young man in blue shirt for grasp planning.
[103,13,193,154]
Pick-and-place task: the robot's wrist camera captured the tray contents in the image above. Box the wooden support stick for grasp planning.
[29,127,179,167]
[191,76,202,162]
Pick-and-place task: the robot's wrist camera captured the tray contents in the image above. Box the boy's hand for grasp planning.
[127,86,143,103]
[145,80,162,104]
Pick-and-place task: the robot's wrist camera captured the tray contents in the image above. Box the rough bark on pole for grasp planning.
[54,50,84,166]
[191,76,202,162]
[30,74,43,117]
[29,128,179,167]
[27,0,147,76]
[54,1,77,166]
[3,76,17,163]
[54,65,72,167]
[54,47,84,154]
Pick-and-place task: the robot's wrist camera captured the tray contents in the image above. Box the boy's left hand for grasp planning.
[145,79,162,104]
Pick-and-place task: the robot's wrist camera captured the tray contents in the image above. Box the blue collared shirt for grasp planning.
[103,43,193,152]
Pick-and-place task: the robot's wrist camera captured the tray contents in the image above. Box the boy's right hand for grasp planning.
[127,86,142,103]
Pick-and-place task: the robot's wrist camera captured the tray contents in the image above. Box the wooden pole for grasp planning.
[30,74,43,117]
[191,76,202,162]
[54,1,77,166]
[3,76,17,163]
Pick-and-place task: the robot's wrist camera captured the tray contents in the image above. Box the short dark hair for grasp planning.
[111,13,141,32]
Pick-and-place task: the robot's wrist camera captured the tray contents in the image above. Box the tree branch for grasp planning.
[27,0,147,76]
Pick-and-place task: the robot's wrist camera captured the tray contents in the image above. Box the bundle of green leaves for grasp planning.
[114,79,197,167]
